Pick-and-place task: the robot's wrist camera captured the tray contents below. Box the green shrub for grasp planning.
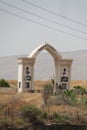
[0,79,10,87]
[21,104,47,125]
[21,104,41,118]
[21,105,41,120]
[52,112,69,123]
[13,118,25,126]
[0,119,11,129]
[43,83,53,94]
[62,89,77,105]
[74,86,86,95]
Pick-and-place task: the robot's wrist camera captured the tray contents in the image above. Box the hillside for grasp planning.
[0,50,87,80]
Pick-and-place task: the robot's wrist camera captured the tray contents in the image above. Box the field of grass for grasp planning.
[0,80,87,124]
[7,80,87,89]
[0,92,87,119]
[0,93,42,107]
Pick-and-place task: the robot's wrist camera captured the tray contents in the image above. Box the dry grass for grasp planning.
[4,80,87,109]
[1,93,86,118]
[7,80,17,87]
[0,93,42,107]
[1,80,86,119]
[44,104,82,115]
[70,80,87,89]
[7,80,87,89]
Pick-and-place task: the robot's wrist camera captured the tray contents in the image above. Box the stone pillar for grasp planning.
[54,59,73,92]
[17,57,35,93]
[59,59,73,89]
[54,58,61,93]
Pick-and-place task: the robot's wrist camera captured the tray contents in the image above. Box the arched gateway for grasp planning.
[17,43,73,93]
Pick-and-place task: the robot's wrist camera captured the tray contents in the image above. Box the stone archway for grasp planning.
[17,43,73,93]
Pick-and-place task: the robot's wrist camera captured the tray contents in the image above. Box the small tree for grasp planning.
[0,79,10,87]
[50,75,56,94]
[43,83,53,105]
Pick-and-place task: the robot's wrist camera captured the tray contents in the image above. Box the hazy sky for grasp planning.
[0,0,87,57]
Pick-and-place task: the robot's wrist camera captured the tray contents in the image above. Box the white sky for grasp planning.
[0,0,87,57]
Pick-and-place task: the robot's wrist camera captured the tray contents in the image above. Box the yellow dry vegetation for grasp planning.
[7,80,87,89]
[44,104,83,115]
[1,80,86,114]
[7,80,17,87]
[0,92,86,117]
[70,80,87,89]
[0,93,42,107]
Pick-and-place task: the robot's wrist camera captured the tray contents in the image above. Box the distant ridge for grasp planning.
[0,50,87,80]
